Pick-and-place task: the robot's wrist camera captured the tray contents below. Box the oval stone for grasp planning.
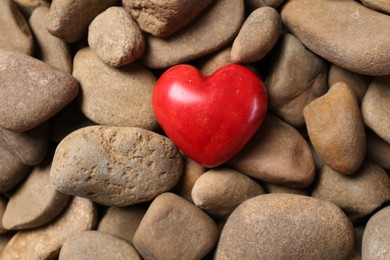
[215,194,354,259]
[281,0,390,76]
[50,126,183,206]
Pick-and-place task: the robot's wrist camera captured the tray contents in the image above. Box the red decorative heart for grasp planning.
[153,64,267,167]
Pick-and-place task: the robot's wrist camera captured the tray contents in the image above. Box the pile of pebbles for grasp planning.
[1,0,390,259]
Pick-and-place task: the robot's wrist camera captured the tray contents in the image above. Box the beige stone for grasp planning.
[51,126,183,206]
[13,0,49,17]
[73,48,158,130]
[229,114,315,188]
[304,82,366,175]
[198,46,232,76]
[281,0,390,76]
[366,130,390,170]
[361,0,390,15]
[0,197,8,234]
[133,193,219,260]
[215,194,354,259]
[88,7,145,68]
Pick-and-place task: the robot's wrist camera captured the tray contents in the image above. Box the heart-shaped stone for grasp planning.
[153,64,267,167]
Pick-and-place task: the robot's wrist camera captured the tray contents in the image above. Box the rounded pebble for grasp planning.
[59,231,141,260]
[50,126,183,206]
[198,46,232,76]
[215,193,354,259]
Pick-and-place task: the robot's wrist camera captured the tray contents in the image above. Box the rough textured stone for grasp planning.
[29,6,73,74]
[281,0,390,76]
[312,162,390,220]
[362,76,390,144]
[0,197,8,234]
[73,48,158,130]
[0,123,49,166]
[59,231,141,260]
[192,168,264,218]
[88,7,145,68]
[328,64,371,104]
[2,163,70,230]
[0,50,79,132]
[45,0,119,42]
[229,114,315,188]
[141,0,245,69]
[215,194,354,259]
[231,7,281,63]
[123,0,213,37]
[198,46,231,76]
[362,206,390,259]
[245,0,284,10]
[361,0,390,15]
[133,193,219,260]
[366,130,390,170]
[304,82,366,175]
[266,33,328,126]
[0,197,96,260]
[51,126,183,206]
[0,0,34,55]
[98,205,146,245]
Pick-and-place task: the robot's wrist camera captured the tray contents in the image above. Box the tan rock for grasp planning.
[198,46,232,76]
[266,33,328,126]
[133,193,219,260]
[0,197,96,260]
[304,82,366,175]
[281,0,390,76]
[141,0,245,69]
[0,197,8,234]
[361,0,390,15]
[29,6,73,74]
[0,0,34,55]
[215,194,354,259]
[366,130,390,170]
[229,114,315,188]
[73,48,158,130]
[192,168,264,218]
[13,0,49,17]
[231,7,281,63]
[59,231,141,260]
[362,76,390,143]
[123,0,213,37]
[88,7,145,68]
[51,126,183,206]
[45,0,119,42]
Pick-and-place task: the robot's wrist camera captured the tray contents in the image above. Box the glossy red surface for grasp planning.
[153,64,268,167]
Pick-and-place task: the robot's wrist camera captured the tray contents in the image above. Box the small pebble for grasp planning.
[215,193,354,259]
[304,82,366,175]
[59,231,141,260]
[51,126,183,206]
[133,193,219,260]
[231,7,281,63]
[361,0,390,15]
[88,7,145,68]
[192,167,264,218]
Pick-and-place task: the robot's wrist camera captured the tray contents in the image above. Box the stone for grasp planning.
[123,0,213,38]
[88,7,145,68]
[51,126,183,206]
[0,123,49,166]
[304,82,366,175]
[366,130,390,170]
[141,0,245,69]
[349,225,364,260]
[197,46,232,76]
[2,163,70,230]
[0,144,31,193]
[45,0,119,42]
[0,197,96,260]
[361,0,390,15]
[98,205,146,245]
[0,197,8,234]
[0,50,79,132]
[362,76,390,144]
[328,64,371,104]
[262,182,309,196]
[73,48,158,130]
[133,193,219,260]
[229,114,315,188]
[311,162,390,220]
[245,0,285,10]
[362,206,390,259]
[215,194,354,259]
[13,0,49,17]
[266,33,328,126]
[281,0,390,76]
[29,6,73,74]
[0,0,34,55]
[192,167,264,219]
[231,7,281,63]
[172,156,205,202]
[0,235,12,255]
[59,231,141,260]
